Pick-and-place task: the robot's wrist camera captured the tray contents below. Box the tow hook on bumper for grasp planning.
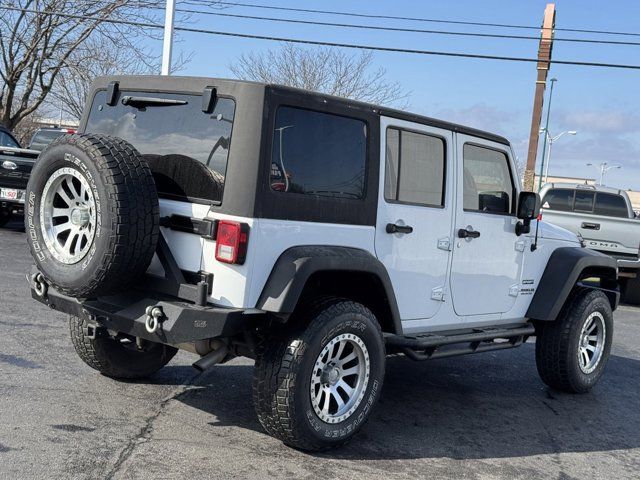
[145,305,164,334]
[31,273,48,298]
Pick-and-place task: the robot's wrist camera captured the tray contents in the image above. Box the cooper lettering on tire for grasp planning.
[25,134,159,298]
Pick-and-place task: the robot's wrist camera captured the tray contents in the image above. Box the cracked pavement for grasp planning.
[1,218,640,479]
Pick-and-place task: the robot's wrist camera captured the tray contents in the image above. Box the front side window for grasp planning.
[463,144,515,214]
[384,127,445,207]
[86,90,235,203]
[594,192,628,217]
[270,106,367,199]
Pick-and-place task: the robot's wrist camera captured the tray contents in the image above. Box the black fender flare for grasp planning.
[256,245,402,334]
[526,247,619,321]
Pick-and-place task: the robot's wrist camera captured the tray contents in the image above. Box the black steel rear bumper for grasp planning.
[29,276,265,345]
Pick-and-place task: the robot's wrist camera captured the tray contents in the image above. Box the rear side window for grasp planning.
[270,106,367,199]
[594,192,628,218]
[86,90,235,204]
[384,127,445,207]
[462,144,515,214]
[542,188,574,211]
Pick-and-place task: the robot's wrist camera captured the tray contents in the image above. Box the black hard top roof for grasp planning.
[91,75,511,146]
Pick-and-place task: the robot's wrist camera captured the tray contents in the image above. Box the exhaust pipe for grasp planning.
[192,342,229,372]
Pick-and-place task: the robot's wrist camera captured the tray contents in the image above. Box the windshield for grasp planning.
[85,90,235,204]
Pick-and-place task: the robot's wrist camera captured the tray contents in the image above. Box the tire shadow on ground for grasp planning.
[168,344,640,460]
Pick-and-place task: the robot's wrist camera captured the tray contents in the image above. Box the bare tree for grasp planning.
[47,37,191,122]
[0,0,170,130]
[230,43,409,107]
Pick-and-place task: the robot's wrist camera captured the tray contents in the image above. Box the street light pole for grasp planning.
[161,0,176,75]
[587,162,622,186]
[542,130,578,183]
[537,77,557,192]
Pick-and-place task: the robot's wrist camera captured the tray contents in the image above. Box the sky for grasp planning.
[153,0,640,189]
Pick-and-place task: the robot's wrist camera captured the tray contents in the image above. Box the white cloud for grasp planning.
[556,110,640,134]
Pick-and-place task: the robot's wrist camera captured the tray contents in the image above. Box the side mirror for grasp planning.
[515,191,541,236]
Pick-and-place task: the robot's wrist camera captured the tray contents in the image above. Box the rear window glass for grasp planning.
[270,106,367,199]
[574,191,595,212]
[543,188,629,218]
[542,188,574,211]
[86,90,235,204]
[594,192,628,218]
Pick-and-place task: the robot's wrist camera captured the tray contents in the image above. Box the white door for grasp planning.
[374,117,454,320]
[449,135,523,316]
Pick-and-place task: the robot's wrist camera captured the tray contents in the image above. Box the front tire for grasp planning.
[69,316,177,379]
[535,289,613,393]
[253,299,385,451]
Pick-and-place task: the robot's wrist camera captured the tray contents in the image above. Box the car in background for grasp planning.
[540,183,640,303]
[0,125,40,227]
[28,127,75,152]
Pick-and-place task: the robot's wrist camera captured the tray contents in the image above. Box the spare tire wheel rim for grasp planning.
[310,333,370,424]
[40,167,97,265]
[578,311,606,374]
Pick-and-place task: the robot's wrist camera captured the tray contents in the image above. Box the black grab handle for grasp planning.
[386,223,413,234]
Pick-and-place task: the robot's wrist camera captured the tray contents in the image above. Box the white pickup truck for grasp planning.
[540,183,640,303]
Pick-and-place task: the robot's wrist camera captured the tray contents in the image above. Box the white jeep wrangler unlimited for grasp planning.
[26,76,619,451]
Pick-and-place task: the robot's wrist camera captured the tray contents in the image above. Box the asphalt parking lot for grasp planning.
[1,217,640,480]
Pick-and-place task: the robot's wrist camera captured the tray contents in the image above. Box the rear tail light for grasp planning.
[215,220,248,264]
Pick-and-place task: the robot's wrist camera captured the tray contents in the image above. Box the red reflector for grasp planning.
[215,220,248,264]
[537,213,543,221]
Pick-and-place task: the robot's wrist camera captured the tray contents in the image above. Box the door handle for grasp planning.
[581,222,600,230]
[458,227,481,239]
[386,223,413,234]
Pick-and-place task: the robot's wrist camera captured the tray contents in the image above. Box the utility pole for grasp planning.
[536,77,556,191]
[161,0,176,75]
[523,3,556,191]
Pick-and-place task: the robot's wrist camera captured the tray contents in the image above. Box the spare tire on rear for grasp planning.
[25,134,159,298]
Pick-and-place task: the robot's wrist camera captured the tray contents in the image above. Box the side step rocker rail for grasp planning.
[384,324,536,361]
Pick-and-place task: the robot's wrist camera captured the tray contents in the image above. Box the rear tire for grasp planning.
[535,289,613,393]
[69,316,177,379]
[253,298,385,451]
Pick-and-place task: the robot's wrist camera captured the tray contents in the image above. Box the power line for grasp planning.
[3,5,640,70]
[185,0,640,38]
[170,7,640,47]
